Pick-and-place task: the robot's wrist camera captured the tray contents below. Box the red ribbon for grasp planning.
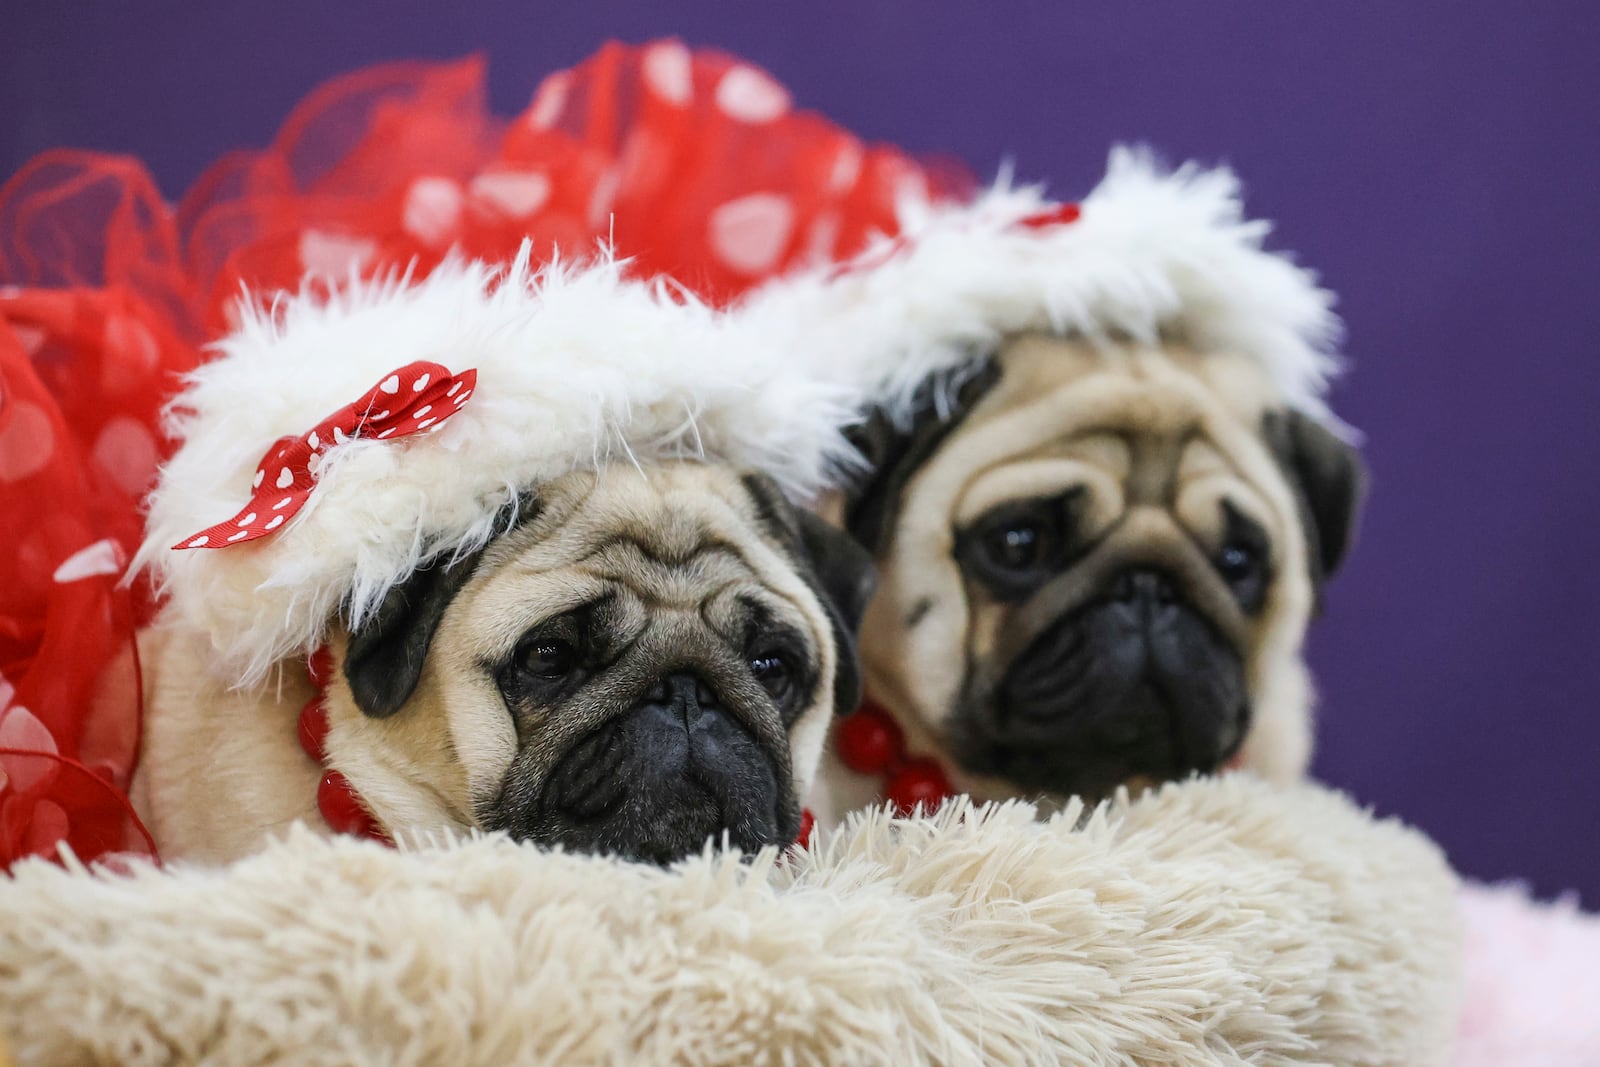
[1017,202,1082,229]
[174,360,476,551]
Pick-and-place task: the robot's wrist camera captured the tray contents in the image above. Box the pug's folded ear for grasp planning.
[789,508,876,717]
[342,553,484,718]
[791,507,877,633]
[844,358,1002,554]
[343,497,539,717]
[1263,410,1368,586]
[740,474,877,716]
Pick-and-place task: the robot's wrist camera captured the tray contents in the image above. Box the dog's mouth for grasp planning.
[501,673,793,864]
[951,569,1251,798]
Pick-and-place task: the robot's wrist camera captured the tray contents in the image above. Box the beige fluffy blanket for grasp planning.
[0,777,1460,1066]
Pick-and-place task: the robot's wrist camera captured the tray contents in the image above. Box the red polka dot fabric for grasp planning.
[174,361,476,551]
[0,157,193,868]
[0,39,972,871]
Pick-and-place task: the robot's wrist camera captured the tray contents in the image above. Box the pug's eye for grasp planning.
[987,523,1042,571]
[1217,542,1259,583]
[517,638,576,679]
[1214,501,1272,613]
[749,651,792,699]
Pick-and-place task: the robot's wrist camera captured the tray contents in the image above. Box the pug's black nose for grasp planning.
[645,672,723,730]
[1109,568,1180,612]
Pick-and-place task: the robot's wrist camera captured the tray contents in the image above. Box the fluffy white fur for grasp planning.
[136,247,860,687]
[741,147,1345,429]
[0,776,1460,1066]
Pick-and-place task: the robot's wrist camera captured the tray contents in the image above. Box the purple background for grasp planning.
[7,3,1597,901]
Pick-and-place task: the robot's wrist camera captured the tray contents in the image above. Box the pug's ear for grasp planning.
[740,474,877,716]
[789,508,876,717]
[343,496,540,717]
[343,554,483,718]
[844,358,1002,554]
[790,507,878,634]
[1262,410,1368,583]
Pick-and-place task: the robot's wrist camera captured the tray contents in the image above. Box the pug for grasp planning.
[134,463,874,866]
[817,332,1363,814]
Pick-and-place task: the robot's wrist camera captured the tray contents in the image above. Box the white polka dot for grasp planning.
[829,144,863,194]
[273,497,294,510]
[715,66,790,123]
[454,390,472,405]
[447,381,462,397]
[402,177,463,248]
[298,230,376,277]
[527,72,570,130]
[276,467,294,489]
[333,426,350,444]
[0,400,55,483]
[416,417,436,430]
[51,539,124,584]
[253,469,264,488]
[100,316,160,395]
[707,193,796,275]
[227,530,250,542]
[378,428,396,439]
[186,535,210,548]
[414,404,432,418]
[236,512,257,527]
[586,166,622,229]
[412,373,431,392]
[91,416,158,495]
[265,515,284,531]
[0,704,58,791]
[380,376,400,395]
[11,324,47,357]
[470,171,551,218]
[308,431,322,450]
[643,41,693,105]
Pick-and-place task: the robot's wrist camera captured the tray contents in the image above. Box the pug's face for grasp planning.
[845,334,1363,800]
[322,464,873,864]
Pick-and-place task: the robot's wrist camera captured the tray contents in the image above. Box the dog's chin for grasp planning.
[948,593,1251,800]
[505,700,791,866]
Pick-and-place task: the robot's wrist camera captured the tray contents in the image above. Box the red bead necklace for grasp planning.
[298,647,390,844]
[297,647,816,851]
[834,698,957,815]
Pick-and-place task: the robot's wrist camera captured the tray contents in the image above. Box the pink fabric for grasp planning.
[1455,882,1600,1066]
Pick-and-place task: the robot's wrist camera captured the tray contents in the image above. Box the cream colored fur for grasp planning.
[812,335,1319,820]
[0,776,1461,1066]
[137,464,842,864]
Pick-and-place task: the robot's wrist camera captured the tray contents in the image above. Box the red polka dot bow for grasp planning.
[174,360,476,551]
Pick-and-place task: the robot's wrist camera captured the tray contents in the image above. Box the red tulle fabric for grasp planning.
[0,38,973,871]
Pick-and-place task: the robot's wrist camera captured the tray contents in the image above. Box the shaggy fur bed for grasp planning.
[0,776,1460,1066]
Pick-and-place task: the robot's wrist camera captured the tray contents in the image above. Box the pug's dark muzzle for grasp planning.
[954,567,1250,798]
[502,672,791,864]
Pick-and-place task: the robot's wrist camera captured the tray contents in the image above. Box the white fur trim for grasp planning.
[136,247,859,687]
[741,147,1346,428]
[0,778,1461,1065]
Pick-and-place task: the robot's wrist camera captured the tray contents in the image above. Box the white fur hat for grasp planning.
[739,146,1346,429]
[136,245,859,688]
